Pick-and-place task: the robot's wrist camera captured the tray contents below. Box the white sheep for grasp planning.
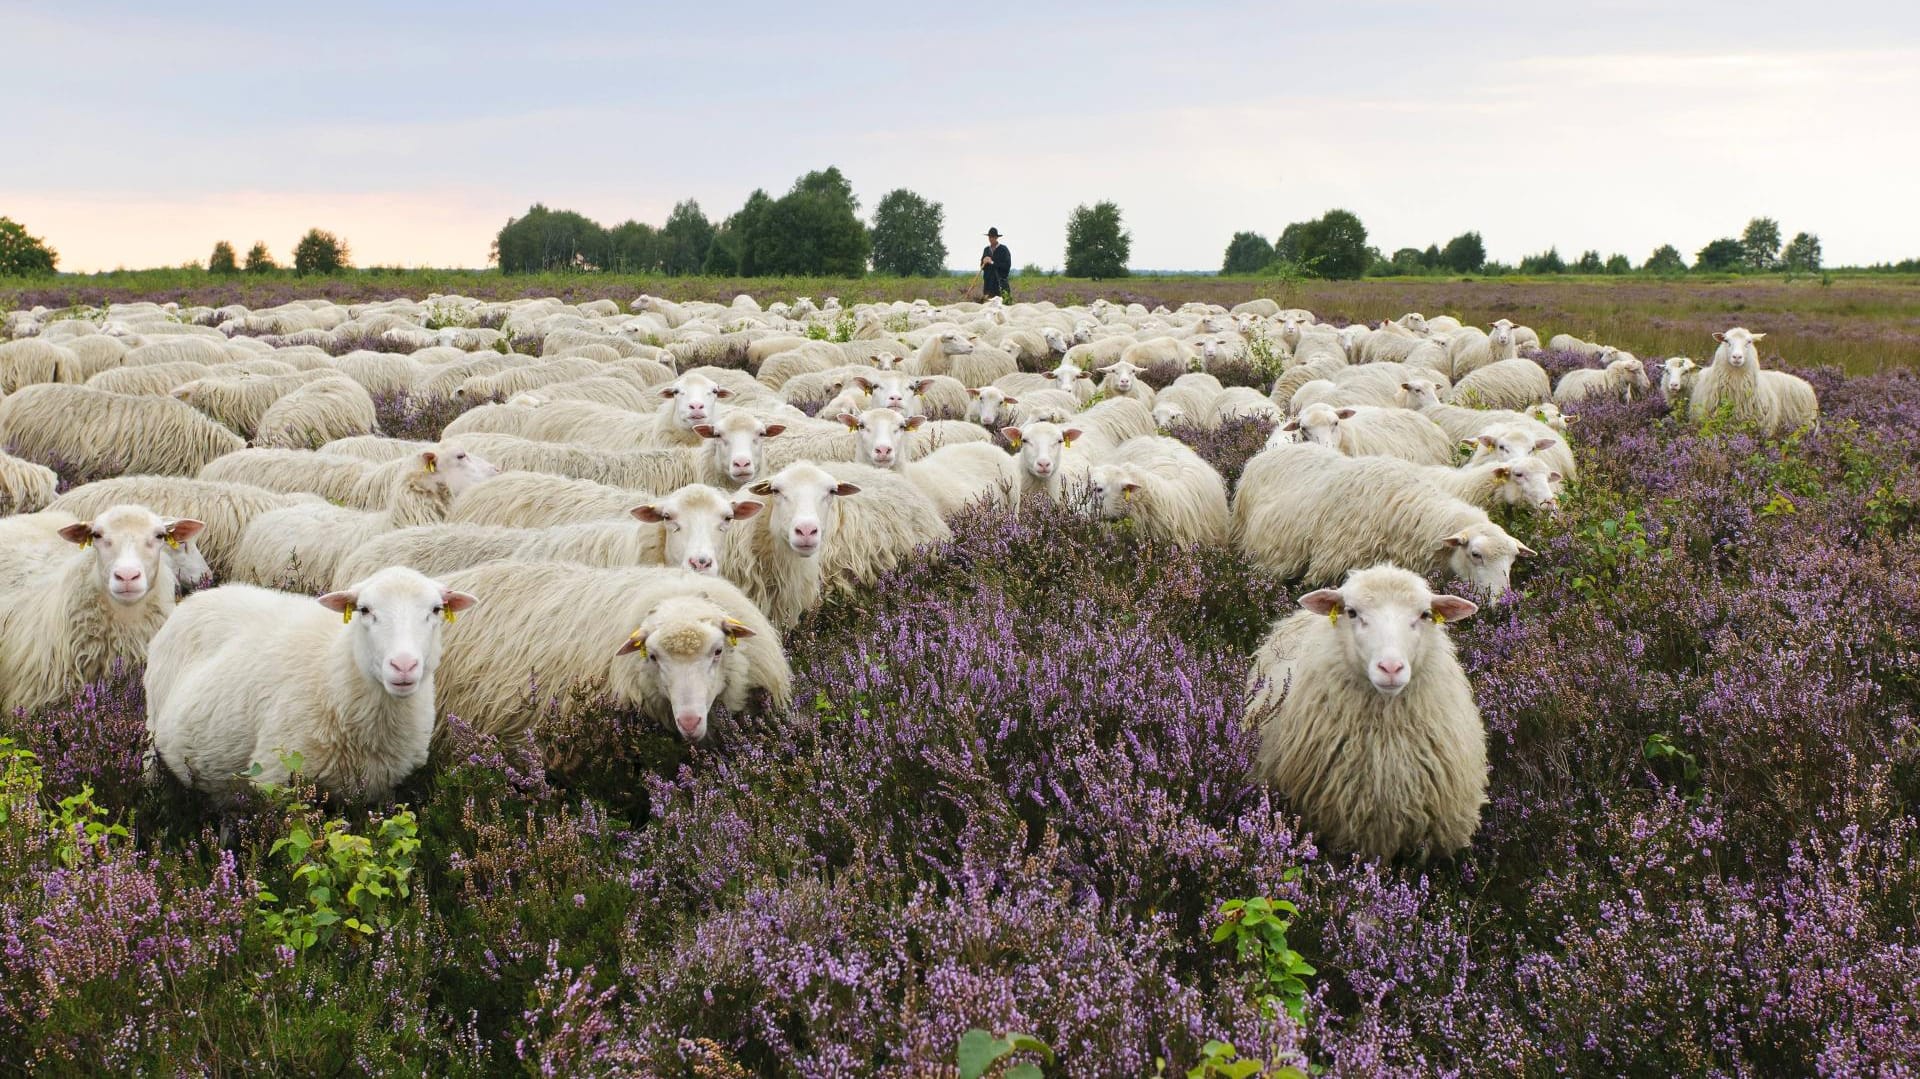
[1554,356,1652,407]
[810,461,953,592]
[1206,387,1284,428]
[144,566,477,801]
[1448,358,1551,411]
[172,369,335,436]
[433,562,789,741]
[0,504,204,715]
[1118,336,1194,372]
[1282,403,1456,466]
[1001,420,1109,504]
[1095,360,1154,404]
[252,374,379,450]
[1464,423,1579,489]
[729,463,862,628]
[1658,357,1700,404]
[85,359,213,396]
[837,408,925,471]
[48,476,322,581]
[1688,328,1819,437]
[910,331,1016,387]
[903,442,1020,517]
[1230,442,1534,597]
[1087,436,1228,546]
[0,339,74,392]
[0,450,58,513]
[231,449,500,592]
[1245,564,1486,860]
[0,384,245,477]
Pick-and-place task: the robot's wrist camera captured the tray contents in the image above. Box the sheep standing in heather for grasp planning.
[252,374,379,449]
[1087,436,1229,546]
[1283,403,1456,466]
[1688,328,1819,437]
[1448,358,1551,411]
[1245,564,1486,860]
[0,505,204,715]
[1554,356,1652,407]
[434,562,789,742]
[1231,442,1534,596]
[1659,357,1700,406]
[144,567,477,802]
[0,450,58,513]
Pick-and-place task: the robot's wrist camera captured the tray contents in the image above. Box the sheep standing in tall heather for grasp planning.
[1452,319,1522,378]
[1448,358,1551,411]
[0,505,204,715]
[144,567,477,802]
[1230,442,1534,597]
[1088,436,1229,547]
[1687,328,1819,436]
[1554,356,1652,407]
[0,384,244,477]
[1245,564,1486,860]
[434,562,789,742]
[0,450,58,513]
[1659,357,1700,406]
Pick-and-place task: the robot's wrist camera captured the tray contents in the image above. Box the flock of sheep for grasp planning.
[0,290,1817,860]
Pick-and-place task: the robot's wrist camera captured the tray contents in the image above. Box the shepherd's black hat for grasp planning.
[985,228,1002,238]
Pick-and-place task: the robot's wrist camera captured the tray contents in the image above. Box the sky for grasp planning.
[4,0,1917,273]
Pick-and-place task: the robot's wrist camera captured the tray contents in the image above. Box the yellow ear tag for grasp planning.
[165,536,181,550]
[1009,435,1022,449]
[342,609,353,625]
[78,538,92,550]
[1063,436,1074,449]
[1432,611,1446,625]
[425,458,437,473]
[1328,609,1340,626]
[443,608,458,625]
[629,631,648,659]
[1122,488,1134,503]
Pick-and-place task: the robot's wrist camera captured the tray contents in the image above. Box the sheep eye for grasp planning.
[1344,607,1357,619]
[356,605,370,615]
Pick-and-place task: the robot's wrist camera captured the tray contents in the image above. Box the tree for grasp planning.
[1645,244,1688,274]
[1440,231,1486,273]
[208,241,238,275]
[1421,244,1442,269]
[1741,217,1782,271]
[740,169,871,277]
[1782,231,1822,275]
[1519,247,1566,274]
[605,220,659,273]
[1295,209,1369,280]
[1388,247,1427,275]
[658,200,715,276]
[1695,238,1745,272]
[491,205,607,273]
[1604,253,1632,275]
[708,190,774,276]
[1573,250,1604,273]
[243,242,277,274]
[1273,221,1312,264]
[870,188,947,276]
[0,217,58,276]
[1220,231,1274,275]
[1064,201,1131,279]
[293,228,350,275]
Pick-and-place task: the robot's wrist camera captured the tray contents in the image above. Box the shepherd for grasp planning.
[980,227,1011,300]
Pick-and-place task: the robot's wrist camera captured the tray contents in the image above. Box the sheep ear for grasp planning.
[1063,428,1085,443]
[631,504,666,523]
[1282,420,1300,432]
[316,590,356,614]
[1533,438,1558,452]
[967,387,980,397]
[1430,595,1478,623]
[1297,588,1342,616]
[904,415,927,430]
[731,498,764,520]
[1002,395,1019,405]
[852,376,876,390]
[748,480,775,496]
[1000,426,1023,445]
[1439,532,1470,550]
[1492,466,1511,480]
[1712,332,1726,342]
[420,451,438,473]
[1122,481,1143,493]
[693,423,719,439]
[1751,332,1766,341]
[57,522,95,546]
[171,386,193,399]
[614,631,648,657]
[831,482,861,496]
[762,423,785,438]
[442,590,479,613]
[1549,470,1563,482]
[1077,370,1091,379]
[1474,434,1496,448]
[165,518,206,542]
[1335,407,1357,419]
[721,617,756,643]
[1515,542,1539,558]
[713,388,734,399]
[836,413,861,430]
[1400,383,1413,391]
[659,385,680,398]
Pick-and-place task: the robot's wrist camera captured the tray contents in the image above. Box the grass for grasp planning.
[5,269,1918,373]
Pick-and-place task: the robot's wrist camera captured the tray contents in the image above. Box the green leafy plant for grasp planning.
[1569,510,1649,598]
[1171,1040,1307,1079]
[957,1028,1055,1079]
[1213,886,1316,1021]
[50,784,130,868]
[1645,733,1702,795]
[256,800,421,952]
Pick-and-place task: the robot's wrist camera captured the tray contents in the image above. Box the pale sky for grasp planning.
[5,1,1917,273]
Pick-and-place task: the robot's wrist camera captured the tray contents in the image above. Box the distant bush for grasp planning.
[207,241,238,275]
[0,216,58,276]
[293,229,350,276]
[243,241,277,273]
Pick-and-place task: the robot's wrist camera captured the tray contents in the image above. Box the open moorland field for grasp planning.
[6,269,1920,373]
[1,283,1918,1075]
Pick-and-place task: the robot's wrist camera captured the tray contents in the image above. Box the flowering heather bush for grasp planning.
[371,388,488,442]
[4,348,1919,1071]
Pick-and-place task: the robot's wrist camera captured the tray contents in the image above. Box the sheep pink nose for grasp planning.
[113,567,143,584]
[1375,659,1406,680]
[686,402,707,417]
[389,657,421,679]
[676,714,705,737]
[793,522,820,542]
[731,455,752,471]
[687,554,714,572]
[1034,460,1054,475]
[871,445,894,461]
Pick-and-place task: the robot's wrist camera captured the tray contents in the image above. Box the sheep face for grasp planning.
[57,505,205,606]
[1713,328,1766,369]
[1048,363,1088,393]
[1087,464,1143,522]
[633,485,761,576]
[1290,403,1354,450]
[1488,320,1514,349]
[1152,402,1185,430]
[1297,568,1478,696]
[1002,422,1082,481]
[840,408,924,470]
[1337,324,1369,358]
[749,464,860,558]
[1398,379,1445,410]
[1042,327,1071,355]
[1612,357,1651,399]
[938,331,974,356]
[968,386,1017,427]
[659,373,731,429]
[870,353,902,372]
[1660,357,1698,395]
[1493,458,1560,511]
[697,413,783,485]
[856,373,921,414]
[1439,523,1532,598]
[423,446,501,496]
[166,536,214,591]
[317,567,476,699]
[1098,361,1144,394]
[614,604,754,740]
[1471,425,1559,467]
[1071,320,1096,344]
[1400,313,1429,336]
